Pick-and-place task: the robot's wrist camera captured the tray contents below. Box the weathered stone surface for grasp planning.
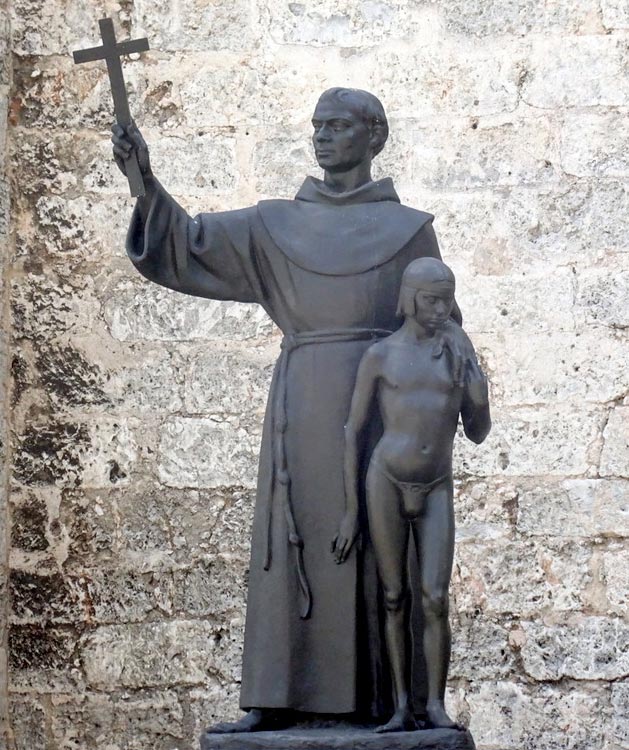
[517,479,629,538]
[433,0,601,36]
[185,345,276,416]
[9,695,46,750]
[50,690,186,750]
[575,269,629,330]
[561,113,629,178]
[600,407,629,478]
[453,538,591,615]
[449,614,514,679]
[453,478,515,542]
[465,680,612,750]
[82,619,244,688]
[172,556,248,618]
[413,115,557,190]
[522,36,629,109]
[454,405,601,477]
[520,616,629,680]
[133,0,255,52]
[103,275,276,342]
[263,1,435,48]
[254,132,318,198]
[611,681,629,748]
[601,0,629,29]
[10,492,49,552]
[477,330,629,406]
[13,418,137,489]
[9,570,85,624]
[158,417,261,489]
[456,268,575,335]
[190,683,243,736]
[601,547,629,615]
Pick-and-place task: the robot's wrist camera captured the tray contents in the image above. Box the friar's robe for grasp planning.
[127,175,449,716]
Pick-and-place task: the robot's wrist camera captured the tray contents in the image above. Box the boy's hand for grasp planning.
[331,512,360,564]
[465,359,489,405]
[111,121,152,177]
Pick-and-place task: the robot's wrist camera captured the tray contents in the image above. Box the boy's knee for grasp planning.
[383,588,408,612]
[422,588,449,619]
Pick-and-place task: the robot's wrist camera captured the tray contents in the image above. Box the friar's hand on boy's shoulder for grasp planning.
[434,319,477,387]
[464,358,489,406]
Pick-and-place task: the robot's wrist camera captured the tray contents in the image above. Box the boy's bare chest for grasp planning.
[380,348,454,396]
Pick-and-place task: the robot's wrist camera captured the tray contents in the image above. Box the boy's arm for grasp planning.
[332,347,381,564]
[461,357,491,444]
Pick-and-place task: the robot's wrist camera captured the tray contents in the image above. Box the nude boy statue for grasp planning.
[332,257,491,733]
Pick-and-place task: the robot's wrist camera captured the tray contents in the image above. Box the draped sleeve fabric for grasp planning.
[126,178,263,304]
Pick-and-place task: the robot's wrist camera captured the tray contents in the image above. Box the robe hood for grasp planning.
[257,176,433,276]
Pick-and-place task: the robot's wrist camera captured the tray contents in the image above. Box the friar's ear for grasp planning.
[370,119,389,158]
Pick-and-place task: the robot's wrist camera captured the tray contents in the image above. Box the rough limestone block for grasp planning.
[84,567,175,623]
[374,38,524,119]
[8,623,84,693]
[601,0,629,29]
[430,181,629,274]
[13,418,137,489]
[50,690,186,750]
[600,407,629,478]
[10,492,49,552]
[520,616,629,680]
[11,274,101,344]
[8,695,46,750]
[453,478,515,542]
[184,345,277,417]
[158,417,260,489]
[263,0,435,48]
[575,269,629,330]
[59,489,118,563]
[611,681,629,748]
[9,570,86,625]
[103,275,276,343]
[133,0,256,52]
[476,331,629,406]
[190,683,243,737]
[414,116,557,190]
[81,619,243,688]
[253,131,318,198]
[522,36,629,108]
[465,680,612,750]
[561,113,629,178]
[11,0,129,56]
[517,479,629,538]
[601,547,629,615]
[456,268,575,334]
[0,11,8,85]
[11,55,113,130]
[453,538,591,615]
[172,556,248,618]
[449,615,514,679]
[454,405,601,477]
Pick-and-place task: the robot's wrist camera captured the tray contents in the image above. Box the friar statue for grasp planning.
[112,87,474,732]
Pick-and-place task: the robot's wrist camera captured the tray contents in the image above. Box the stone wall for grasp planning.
[2,1,628,749]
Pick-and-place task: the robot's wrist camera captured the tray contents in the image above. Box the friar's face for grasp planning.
[311,97,372,173]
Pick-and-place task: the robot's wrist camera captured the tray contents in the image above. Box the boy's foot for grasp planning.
[425,701,463,730]
[375,707,418,733]
[205,709,292,734]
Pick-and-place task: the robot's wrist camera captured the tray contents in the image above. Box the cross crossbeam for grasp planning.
[73,18,150,197]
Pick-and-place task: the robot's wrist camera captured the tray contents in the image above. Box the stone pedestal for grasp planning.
[200,726,475,750]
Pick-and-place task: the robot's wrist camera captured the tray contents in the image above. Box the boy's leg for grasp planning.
[411,478,458,729]
[366,463,416,732]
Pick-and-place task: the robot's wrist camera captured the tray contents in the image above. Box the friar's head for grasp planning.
[311,88,389,175]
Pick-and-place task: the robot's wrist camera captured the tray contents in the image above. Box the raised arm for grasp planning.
[461,358,491,445]
[113,123,260,304]
[332,346,382,564]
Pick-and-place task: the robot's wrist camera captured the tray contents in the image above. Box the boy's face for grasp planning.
[412,285,455,333]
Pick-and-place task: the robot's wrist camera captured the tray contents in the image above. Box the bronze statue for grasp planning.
[336,258,491,733]
[112,87,476,734]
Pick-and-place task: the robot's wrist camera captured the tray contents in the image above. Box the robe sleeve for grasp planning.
[126,178,263,304]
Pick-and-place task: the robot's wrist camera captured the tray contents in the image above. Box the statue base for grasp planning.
[200,725,475,750]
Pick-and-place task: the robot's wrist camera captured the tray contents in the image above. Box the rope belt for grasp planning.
[263,327,393,620]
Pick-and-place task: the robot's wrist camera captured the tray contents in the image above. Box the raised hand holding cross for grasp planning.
[73,18,149,197]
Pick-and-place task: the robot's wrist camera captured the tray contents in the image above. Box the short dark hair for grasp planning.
[396,258,455,317]
[317,87,389,157]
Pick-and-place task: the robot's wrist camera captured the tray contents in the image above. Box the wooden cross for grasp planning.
[73,18,149,197]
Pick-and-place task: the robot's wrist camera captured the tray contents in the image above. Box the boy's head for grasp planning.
[396,258,456,332]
